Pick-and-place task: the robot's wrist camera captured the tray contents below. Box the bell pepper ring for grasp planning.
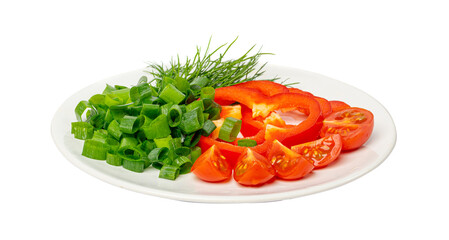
[214,86,323,147]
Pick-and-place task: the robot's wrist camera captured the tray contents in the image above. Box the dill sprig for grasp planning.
[145,37,279,90]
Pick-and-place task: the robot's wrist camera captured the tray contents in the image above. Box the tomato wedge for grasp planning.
[267,140,314,180]
[320,107,374,150]
[292,134,342,168]
[329,100,350,113]
[234,148,275,186]
[191,145,232,182]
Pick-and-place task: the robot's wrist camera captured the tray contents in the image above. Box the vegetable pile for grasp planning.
[71,39,374,186]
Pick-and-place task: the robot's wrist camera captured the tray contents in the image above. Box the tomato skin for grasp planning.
[320,107,374,150]
[198,136,270,168]
[191,145,232,182]
[234,148,275,186]
[329,100,351,113]
[267,140,314,180]
[292,134,342,168]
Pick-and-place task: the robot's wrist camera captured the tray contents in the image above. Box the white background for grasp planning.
[1,0,448,239]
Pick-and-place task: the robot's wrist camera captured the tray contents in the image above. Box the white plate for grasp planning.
[51,65,396,203]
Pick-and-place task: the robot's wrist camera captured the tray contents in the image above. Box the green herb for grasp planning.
[146,37,279,94]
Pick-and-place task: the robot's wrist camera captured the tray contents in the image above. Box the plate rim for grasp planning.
[51,64,397,203]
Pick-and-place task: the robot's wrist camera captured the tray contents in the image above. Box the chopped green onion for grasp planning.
[138,140,156,154]
[128,106,142,116]
[107,120,122,140]
[71,122,94,140]
[179,107,204,134]
[159,83,185,104]
[160,103,173,115]
[218,117,242,142]
[148,147,169,164]
[130,83,152,104]
[173,156,192,174]
[75,100,96,122]
[154,135,173,149]
[141,114,171,140]
[122,159,145,173]
[237,139,258,147]
[159,165,180,180]
[119,115,144,134]
[190,146,202,163]
[200,87,215,99]
[190,76,209,90]
[168,105,182,127]
[102,84,116,94]
[201,120,217,136]
[186,100,204,112]
[174,147,191,156]
[141,104,160,119]
[106,152,123,166]
[82,140,108,160]
[89,94,106,106]
[183,131,202,147]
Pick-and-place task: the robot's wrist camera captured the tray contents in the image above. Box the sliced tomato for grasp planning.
[191,145,231,182]
[320,107,374,150]
[220,105,242,120]
[198,136,270,168]
[234,148,275,186]
[329,100,350,113]
[292,134,342,168]
[267,140,314,180]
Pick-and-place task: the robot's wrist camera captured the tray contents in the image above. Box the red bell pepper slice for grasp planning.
[234,80,289,96]
[288,87,332,117]
[214,86,323,148]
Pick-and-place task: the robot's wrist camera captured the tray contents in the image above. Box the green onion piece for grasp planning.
[114,85,128,90]
[184,89,196,105]
[75,100,96,122]
[111,88,130,103]
[154,135,173,149]
[172,137,182,149]
[119,115,144,134]
[103,84,116,94]
[218,117,242,142]
[91,129,108,144]
[106,137,120,153]
[201,120,217,136]
[139,140,156,155]
[138,76,148,84]
[71,122,94,140]
[186,100,204,112]
[173,156,192,174]
[141,104,160,119]
[160,103,173,115]
[159,83,185,104]
[89,94,106,106]
[141,114,171,140]
[159,165,180,180]
[104,109,113,125]
[200,87,215,100]
[164,76,190,93]
[168,105,183,127]
[152,158,172,170]
[107,120,122,140]
[123,160,145,173]
[117,137,148,164]
[203,113,210,120]
[128,106,142,116]
[203,99,222,120]
[190,76,209,90]
[142,96,164,105]
[174,147,191,156]
[106,152,122,166]
[82,140,108,160]
[110,108,127,123]
[148,147,169,163]
[179,107,204,134]
[171,128,184,139]
[130,83,152,104]
[190,146,202,163]
[237,139,258,147]
[183,132,202,147]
